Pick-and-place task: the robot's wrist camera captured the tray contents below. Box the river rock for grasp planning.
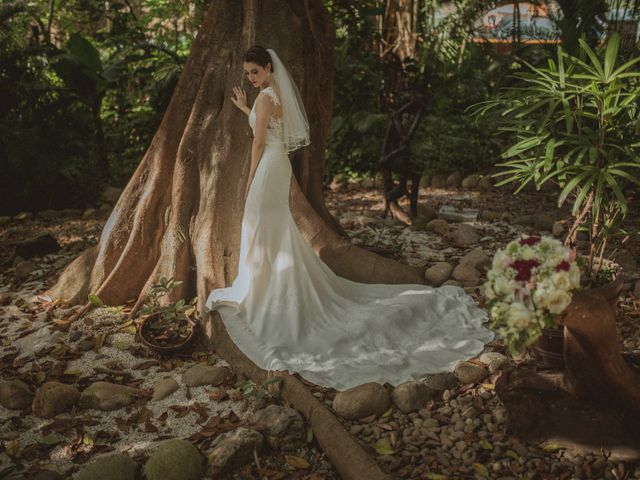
[12,233,60,260]
[74,453,137,480]
[449,225,478,247]
[500,212,513,222]
[446,172,462,188]
[391,381,436,413]
[479,352,510,373]
[332,382,390,420]
[514,215,535,226]
[14,260,36,282]
[144,439,203,480]
[431,175,447,189]
[151,377,180,401]
[462,175,479,189]
[80,381,141,411]
[459,247,491,271]
[454,362,489,385]
[425,373,459,391]
[552,221,567,238]
[361,178,375,188]
[417,204,438,222]
[0,380,34,410]
[32,382,80,418]
[182,365,230,387]
[424,262,453,287]
[426,219,450,236]
[452,263,481,287]
[534,213,556,231]
[478,177,493,191]
[480,210,500,221]
[250,404,306,451]
[208,427,264,476]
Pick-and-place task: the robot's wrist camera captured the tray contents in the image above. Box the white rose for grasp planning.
[551,271,571,291]
[494,277,515,300]
[522,247,537,261]
[508,302,532,329]
[492,250,510,270]
[569,264,581,288]
[546,290,572,314]
[483,282,496,300]
[532,288,549,309]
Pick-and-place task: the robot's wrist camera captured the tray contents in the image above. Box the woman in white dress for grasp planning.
[205,46,494,391]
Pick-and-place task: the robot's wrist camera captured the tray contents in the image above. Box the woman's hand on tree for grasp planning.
[231,86,248,113]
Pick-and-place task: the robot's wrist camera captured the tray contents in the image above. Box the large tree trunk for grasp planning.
[46,0,426,321]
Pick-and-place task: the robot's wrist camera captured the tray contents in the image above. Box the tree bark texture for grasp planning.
[563,291,640,426]
[46,0,426,321]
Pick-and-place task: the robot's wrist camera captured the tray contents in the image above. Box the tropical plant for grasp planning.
[470,32,640,282]
[137,276,198,346]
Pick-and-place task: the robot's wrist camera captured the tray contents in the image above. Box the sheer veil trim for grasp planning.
[266,48,310,153]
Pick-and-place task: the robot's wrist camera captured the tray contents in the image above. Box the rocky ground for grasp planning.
[0,176,639,479]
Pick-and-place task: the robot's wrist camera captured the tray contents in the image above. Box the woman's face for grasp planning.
[243,62,270,88]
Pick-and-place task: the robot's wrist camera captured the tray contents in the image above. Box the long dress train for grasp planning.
[205,86,494,391]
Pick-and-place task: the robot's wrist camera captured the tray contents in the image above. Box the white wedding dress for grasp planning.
[205,86,494,391]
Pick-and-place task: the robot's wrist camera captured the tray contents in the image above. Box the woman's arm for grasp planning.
[230,86,251,116]
[244,93,272,201]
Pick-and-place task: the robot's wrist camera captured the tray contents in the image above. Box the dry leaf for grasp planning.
[284,455,310,469]
[372,438,394,455]
[472,463,489,477]
[5,439,20,457]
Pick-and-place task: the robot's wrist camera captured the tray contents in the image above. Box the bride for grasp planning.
[205,46,494,391]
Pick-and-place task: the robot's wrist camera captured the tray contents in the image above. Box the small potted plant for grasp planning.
[483,235,581,367]
[137,276,198,354]
[471,32,639,291]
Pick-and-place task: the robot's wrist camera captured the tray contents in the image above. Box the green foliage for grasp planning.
[325,1,384,180]
[234,376,283,401]
[139,276,197,324]
[471,32,640,277]
[1,0,207,214]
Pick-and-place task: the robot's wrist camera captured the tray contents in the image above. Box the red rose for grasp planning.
[511,259,540,282]
[556,261,570,272]
[519,236,541,246]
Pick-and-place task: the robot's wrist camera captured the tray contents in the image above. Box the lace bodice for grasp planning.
[248,86,284,144]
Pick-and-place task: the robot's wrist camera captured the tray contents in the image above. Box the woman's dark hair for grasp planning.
[243,45,274,72]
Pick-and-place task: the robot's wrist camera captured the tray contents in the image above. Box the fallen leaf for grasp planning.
[207,390,229,401]
[479,439,493,450]
[424,473,448,480]
[372,438,394,455]
[505,449,520,460]
[542,442,565,452]
[4,439,20,457]
[95,332,107,350]
[284,455,310,469]
[472,463,489,477]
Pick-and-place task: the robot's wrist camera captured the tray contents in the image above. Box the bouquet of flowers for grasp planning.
[483,235,581,355]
